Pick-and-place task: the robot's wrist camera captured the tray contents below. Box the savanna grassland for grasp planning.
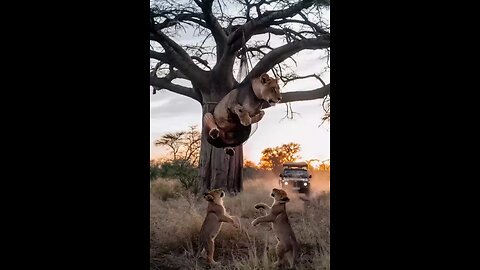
[150,172,330,270]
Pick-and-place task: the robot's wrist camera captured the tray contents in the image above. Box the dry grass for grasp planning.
[150,174,330,270]
[150,179,183,201]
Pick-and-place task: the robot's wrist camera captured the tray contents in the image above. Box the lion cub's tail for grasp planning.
[254,203,271,211]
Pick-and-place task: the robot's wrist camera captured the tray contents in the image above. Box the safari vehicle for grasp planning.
[279,162,312,194]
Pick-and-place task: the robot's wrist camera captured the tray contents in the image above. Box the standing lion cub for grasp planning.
[252,188,299,268]
[198,189,238,266]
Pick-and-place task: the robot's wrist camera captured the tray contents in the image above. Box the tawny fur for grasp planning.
[252,188,299,268]
[198,189,238,266]
[203,73,282,155]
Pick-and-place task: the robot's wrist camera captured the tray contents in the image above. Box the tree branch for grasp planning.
[195,0,228,59]
[191,56,211,70]
[261,84,330,110]
[216,0,325,81]
[150,31,209,88]
[279,84,330,103]
[151,10,209,30]
[227,0,319,51]
[150,73,201,102]
[283,74,326,86]
[270,19,329,35]
[150,50,168,63]
[246,36,329,80]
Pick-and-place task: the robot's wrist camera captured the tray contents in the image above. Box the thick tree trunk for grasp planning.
[198,102,243,195]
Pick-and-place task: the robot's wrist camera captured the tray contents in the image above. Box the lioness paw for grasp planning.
[240,117,251,126]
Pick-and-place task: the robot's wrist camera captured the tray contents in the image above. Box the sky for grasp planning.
[150,1,330,165]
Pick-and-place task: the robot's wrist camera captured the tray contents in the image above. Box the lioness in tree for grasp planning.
[203,73,282,155]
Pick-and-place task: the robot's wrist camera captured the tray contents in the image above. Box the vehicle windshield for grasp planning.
[283,169,308,178]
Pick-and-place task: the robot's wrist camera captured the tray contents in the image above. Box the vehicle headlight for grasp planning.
[303,182,307,186]
[284,181,288,185]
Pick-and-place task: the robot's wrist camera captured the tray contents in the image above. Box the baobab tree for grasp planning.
[150,0,330,194]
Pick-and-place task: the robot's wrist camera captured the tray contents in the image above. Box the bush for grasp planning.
[150,160,162,181]
[150,177,331,269]
[150,179,182,201]
[158,159,199,194]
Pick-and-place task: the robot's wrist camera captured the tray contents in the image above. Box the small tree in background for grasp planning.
[154,126,202,193]
[150,0,330,193]
[155,125,201,166]
[150,160,162,181]
[259,142,301,173]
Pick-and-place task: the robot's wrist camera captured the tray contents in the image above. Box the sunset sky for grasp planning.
[150,2,330,165]
[151,49,330,164]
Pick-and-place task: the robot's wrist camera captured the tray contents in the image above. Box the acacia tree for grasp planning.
[154,125,201,166]
[150,0,330,194]
[259,142,301,173]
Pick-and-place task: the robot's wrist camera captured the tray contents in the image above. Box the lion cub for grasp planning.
[198,189,238,265]
[252,188,299,268]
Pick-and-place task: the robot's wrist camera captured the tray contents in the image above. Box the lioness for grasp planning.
[252,188,299,268]
[203,73,281,155]
[198,189,238,266]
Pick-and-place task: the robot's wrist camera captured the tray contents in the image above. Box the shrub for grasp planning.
[150,160,162,181]
[150,179,182,201]
[158,159,199,194]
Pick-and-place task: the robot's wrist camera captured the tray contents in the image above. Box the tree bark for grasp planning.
[199,102,243,195]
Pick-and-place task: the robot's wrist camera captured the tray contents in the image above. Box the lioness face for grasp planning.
[204,189,225,202]
[258,73,282,106]
[271,188,290,203]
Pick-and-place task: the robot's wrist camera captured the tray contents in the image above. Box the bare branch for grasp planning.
[195,0,228,58]
[150,31,209,87]
[227,0,319,51]
[237,44,273,56]
[151,10,209,30]
[191,56,212,70]
[150,50,168,63]
[150,73,202,102]
[283,73,326,86]
[280,84,330,103]
[270,19,329,35]
[246,36,329,80]
[280,103,301,122]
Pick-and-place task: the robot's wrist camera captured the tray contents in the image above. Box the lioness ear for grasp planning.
[205,194,214,201]
[260,73,270,83]
[220,191,225,197]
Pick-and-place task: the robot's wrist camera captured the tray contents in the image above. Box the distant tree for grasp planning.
[259,142,301,173]
[306,158,320,170]
[243,160,257,168]
[319,159,330,171]
[156,132,185,161]
[150,0,330,193]
[150,160,162,181]
[158,159,199,193]
[154,126,202,192]
[154,125,201,166]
